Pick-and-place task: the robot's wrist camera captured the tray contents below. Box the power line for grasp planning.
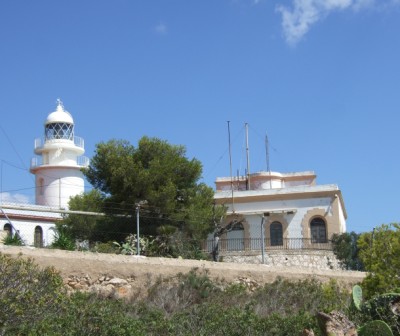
[0,124,30,172]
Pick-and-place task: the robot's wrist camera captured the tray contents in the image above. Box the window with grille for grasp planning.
[45,123,73,140]
[270,221,283,246]
[310,218,327,243]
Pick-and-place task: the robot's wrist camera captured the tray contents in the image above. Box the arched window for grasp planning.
[270,221,283,246]
[310,217,327,243]
[3,223,12,236]
[34,226,43,248]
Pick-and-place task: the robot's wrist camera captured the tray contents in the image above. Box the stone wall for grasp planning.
[221,250,342,270]
[65,274,138,299]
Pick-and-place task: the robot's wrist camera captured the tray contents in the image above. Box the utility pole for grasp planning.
[135,200,147,256]
[261,215,266,264]
[136,204,140,255]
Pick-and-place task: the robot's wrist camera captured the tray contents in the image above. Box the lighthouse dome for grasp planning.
[44,100,75,141]
[45,99,74,125]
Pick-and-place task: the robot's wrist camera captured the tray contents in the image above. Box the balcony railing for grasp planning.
[34,136,84,150]
[202,238,332,253]
[77,156,90,167]
[30,156,90,168]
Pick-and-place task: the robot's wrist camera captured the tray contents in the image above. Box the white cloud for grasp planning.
[154,22,167,35]
[0,192,31,204]
[276,0,375,46]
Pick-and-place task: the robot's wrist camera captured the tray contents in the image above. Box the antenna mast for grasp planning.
[265,133,270,173]
[227,121,235,213]
[265,133,272,189]
[245,123,250,190]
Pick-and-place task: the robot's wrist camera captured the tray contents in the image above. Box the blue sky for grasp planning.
[1,0,400,234]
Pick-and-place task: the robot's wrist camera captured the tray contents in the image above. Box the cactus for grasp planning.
[358,320,393,336]
[352,284,363,311]
[351,285,400,334]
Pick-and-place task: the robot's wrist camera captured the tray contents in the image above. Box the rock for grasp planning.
[99,284,115,298]
[107,278,128,286]
[317,311,357,336]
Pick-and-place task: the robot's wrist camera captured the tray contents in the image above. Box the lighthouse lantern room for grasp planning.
[30,100,89,209]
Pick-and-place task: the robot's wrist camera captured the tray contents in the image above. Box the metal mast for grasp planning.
[265,133,272,189]
[227,121,235,213]
[245,123,250,190]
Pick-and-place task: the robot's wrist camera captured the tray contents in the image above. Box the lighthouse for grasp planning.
[30,100,89,209]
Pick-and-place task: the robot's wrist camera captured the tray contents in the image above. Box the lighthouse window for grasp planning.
[39,178,44,196]
[45,123,73,140]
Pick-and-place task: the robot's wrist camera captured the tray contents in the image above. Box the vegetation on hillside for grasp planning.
[0,252,345,336]
[2,241,399,336]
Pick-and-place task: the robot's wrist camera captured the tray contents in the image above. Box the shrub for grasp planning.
[145,232,209,260]
[51,225,76,250]
[169,303,319,336]
[331,232,364,271]
[92,241,119,254]
[358,224,400,298]
[113,233,150,255]
[251,277,349,317]
[0,253,66,334]
[2,233,23,246]
[24,292,145,336]
[146,268,220,314]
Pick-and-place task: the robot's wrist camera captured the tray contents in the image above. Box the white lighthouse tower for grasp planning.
[30,100,89,209]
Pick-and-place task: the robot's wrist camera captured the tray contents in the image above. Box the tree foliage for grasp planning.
[69,137,225,242]
[331,231,364,271]
[60,189,116,242]
[358,223,400,298]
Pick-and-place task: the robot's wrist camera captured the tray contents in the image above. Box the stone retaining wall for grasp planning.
[65,274,138,299]
[65,273,263,299]
[221,250,342,270]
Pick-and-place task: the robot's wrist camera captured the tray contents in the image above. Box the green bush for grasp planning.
[2,233,23,246]
[358,224,400,298]
[0,253,66,334]
[92,241,119,254]
[251,277,349,317]
[331,232,364,271]
[146,268,220,314]
[51,225,76,251]
[169,303,319,336]
[145,232,210,260]
[23,292,145,336]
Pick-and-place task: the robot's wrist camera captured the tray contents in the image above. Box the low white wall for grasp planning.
[0,219,56,246]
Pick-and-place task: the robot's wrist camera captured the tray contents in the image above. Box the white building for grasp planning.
[212,170,347,252]
[0,100,89,246]
[30,99,88,209]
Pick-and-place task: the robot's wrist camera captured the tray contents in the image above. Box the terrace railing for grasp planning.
[202,238,332,253]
